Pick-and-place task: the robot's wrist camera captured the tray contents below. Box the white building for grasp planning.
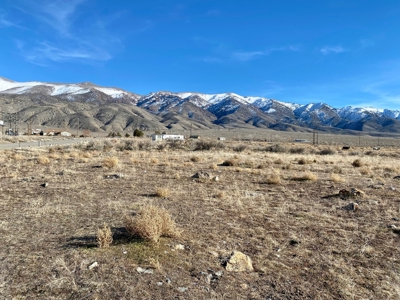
[151,134,184,142]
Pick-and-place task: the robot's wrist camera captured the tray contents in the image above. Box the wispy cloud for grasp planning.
[6,0,127,65]
[319,45,346,55]
[231,45,300,62]
[231,51,265,61]
[0,11,25,29]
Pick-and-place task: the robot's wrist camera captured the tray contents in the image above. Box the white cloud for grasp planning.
[319,46,346,55]
[231,51,266,61]
[230,45,300,62]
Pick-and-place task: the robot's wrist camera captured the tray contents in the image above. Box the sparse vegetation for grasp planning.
[2,138,400,299]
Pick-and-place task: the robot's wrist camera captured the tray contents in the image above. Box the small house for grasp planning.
[218,137,226,141]
[151,134,163,142]
[189,135,200,139]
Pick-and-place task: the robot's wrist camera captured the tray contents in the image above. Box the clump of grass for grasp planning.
[289,147,307,154]
[10,153,24,160]
[359,167,371,176]
[221,159,240,166]
[332,165,343,174]
[266,174,281,185]
[156,187,171,198]
[103,157,119,168]
[37,156,50,165]
[215,191,226,199]
[265,144,287,153]
[318,148,337,155]
[352,159,364,167]
[274,158,284,164]
[210,163,218,170]
[292,171,318,181]
[150,157,159,164]
[232,144,247,152]
[297,157,309,165]
[97,224,113,248]
[190,156,202,162]
[331,173,345,183]
[125,205,178,243]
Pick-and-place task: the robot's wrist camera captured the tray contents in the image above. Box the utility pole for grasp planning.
[76,117,79,137]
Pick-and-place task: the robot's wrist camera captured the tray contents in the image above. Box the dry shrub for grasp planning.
[266,174,281,185]
[103,157,119,168]
[265,144,287,153]
[215,191,226,199]
[331,173,345,183]
[190,156,202,162]
[150,157,159,164]
[352,159,364,167]
[97,224,113,248]
[297,157,308,165]
[37,156,50,165]
[289,147,307,154]
[274,158,284,164]
[156,187,171,198]
[359,167,371,176]
[210,163,218,170]
[318,148,337,155]
[68,151,80,158]
[125,205,178,243]
[221,159,240,166]
[232,144,247,152]
[332,165,343,174]
[11,153,24,160]
[293,171,318,181]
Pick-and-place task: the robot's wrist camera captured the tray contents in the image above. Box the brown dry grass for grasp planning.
[125,205,178,243]
[102,156,119,168]
[97,223,113,248]
[1,140,400,299]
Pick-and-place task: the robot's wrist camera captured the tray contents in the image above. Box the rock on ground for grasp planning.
[225,251,253,272]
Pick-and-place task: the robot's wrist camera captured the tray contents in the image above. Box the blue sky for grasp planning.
[1,0,400,109]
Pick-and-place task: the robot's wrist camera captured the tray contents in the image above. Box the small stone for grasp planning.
[166,278,171,284]
[212,176,219,181]
[240,283,249,290]
[191,171,211,179]
[177,287,188,293]
[157,282,163,286]
[136,267,153,274]
[136,267,145,273]
[41,182,48,188]
[215,270,223,277]
[225,251,253,272]
[175,244,185,250]
[88,262,98,270]
[389,186,396,191]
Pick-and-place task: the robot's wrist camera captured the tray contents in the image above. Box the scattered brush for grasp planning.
[318,148,337,155]
[190,156,202,162]
[221,159,240,167]
[125,205,178,243]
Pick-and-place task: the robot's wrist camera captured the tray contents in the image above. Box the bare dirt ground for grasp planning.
[1,138,400,299]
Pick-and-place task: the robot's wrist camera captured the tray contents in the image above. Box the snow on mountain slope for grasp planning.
[0,77,137,100]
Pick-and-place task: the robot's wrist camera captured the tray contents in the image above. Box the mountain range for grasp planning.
[1,76,400,134]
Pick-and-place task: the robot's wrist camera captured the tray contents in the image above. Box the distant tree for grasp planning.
[133,129,144,137]
[125,132,130,137]
[116,132,122,137]
[155,130,161,134]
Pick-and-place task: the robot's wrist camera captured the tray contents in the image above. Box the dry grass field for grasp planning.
[1,138,400,299]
